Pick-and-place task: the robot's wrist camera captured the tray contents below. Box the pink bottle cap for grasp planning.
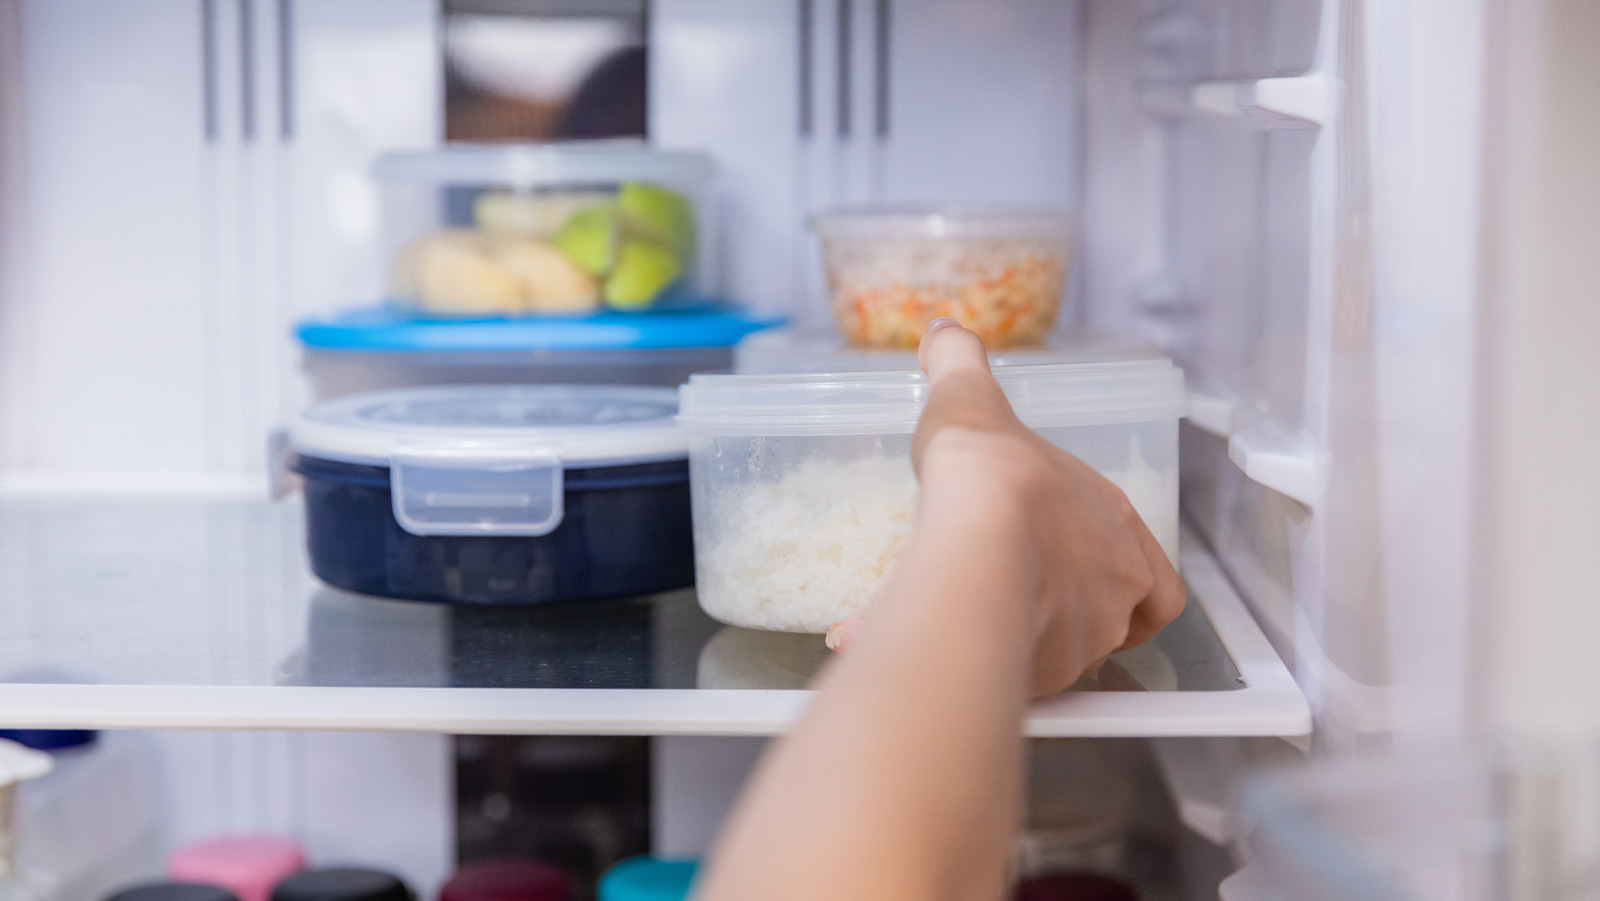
[169,836,307,901]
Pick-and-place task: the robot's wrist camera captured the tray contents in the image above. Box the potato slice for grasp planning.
[490,238,601,313]
[407,230,524,315]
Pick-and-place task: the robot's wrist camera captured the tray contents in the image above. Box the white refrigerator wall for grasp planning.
[0,0,436,490]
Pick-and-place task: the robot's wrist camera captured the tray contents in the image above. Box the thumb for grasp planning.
[913,320,1019,474]
[917,317,990,386]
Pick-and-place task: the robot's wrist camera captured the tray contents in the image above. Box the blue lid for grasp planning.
[0,729,97,751]
[296,306,784,353]
[598,858,698,901]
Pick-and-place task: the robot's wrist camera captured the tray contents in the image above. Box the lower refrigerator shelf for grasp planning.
[0,496,1308,736]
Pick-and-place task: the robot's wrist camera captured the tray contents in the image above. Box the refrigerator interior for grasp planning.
[0,0,1504,895]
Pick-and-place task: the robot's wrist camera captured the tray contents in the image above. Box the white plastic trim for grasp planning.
[1191,81,1244,117]
[1189,74,1332,125]
[1227,422,1325,509]
[1252,74,1332,125]
[1185,392,1325,509]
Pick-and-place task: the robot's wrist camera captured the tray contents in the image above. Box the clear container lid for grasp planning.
[678,359,1186,436]
[288,386,687,539]
[289,385,685,468]
[372,140,714,188]
[811,205,1073,240]
[733,328,1162,374]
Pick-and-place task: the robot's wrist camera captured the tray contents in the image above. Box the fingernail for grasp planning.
[926,317,961,334]
[824,622,846,651]
[824,620,857,651]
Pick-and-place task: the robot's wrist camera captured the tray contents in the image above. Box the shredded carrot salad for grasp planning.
[824,240,1067,349]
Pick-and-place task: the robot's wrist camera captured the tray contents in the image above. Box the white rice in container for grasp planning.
[695,456,916,633]
[694,440,1176,634]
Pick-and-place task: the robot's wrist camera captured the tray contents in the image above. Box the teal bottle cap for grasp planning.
[597,858,698,901]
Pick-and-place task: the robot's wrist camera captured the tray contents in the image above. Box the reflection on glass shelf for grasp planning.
[291,585,1241,693]
[0,496,1241,695]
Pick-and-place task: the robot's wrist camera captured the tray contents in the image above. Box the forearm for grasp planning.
[696,516,1039,901]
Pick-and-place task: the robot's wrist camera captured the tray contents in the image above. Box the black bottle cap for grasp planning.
[272,868,413,901]
[106,884,240,901]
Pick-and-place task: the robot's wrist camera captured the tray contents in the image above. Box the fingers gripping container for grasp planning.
[287,385,693,605]
[676,361,1186,633]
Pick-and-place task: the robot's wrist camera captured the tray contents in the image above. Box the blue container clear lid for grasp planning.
[288,385,686,538]
[288,385,685,468]
[598,858,698,901]
[296,306,784,353]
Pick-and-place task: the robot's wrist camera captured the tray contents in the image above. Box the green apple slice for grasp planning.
[604,241,682,309]
[551,205,618,276]
[618,183,695,257]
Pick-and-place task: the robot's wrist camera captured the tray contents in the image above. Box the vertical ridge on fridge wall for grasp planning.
[0,0,32,471]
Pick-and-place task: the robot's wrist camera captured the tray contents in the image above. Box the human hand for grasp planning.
[827,319,1185,698]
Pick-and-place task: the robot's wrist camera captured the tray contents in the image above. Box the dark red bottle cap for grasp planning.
[440,859,576,901]
[1014,872,1138,901]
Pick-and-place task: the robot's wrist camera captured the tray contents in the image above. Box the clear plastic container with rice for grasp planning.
[677,361,1184,633]
[813,207,1074,350]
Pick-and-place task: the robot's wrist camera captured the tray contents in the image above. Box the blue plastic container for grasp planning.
[296,306,784,401]
[287,386,693,606]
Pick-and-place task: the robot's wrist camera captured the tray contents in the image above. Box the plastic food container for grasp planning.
[677,361,1183,633]
[813,207,1073,349]
[286,385,693,605]
[296,307,782,400]
[374,142,715,315]
[733,328,1160,374]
